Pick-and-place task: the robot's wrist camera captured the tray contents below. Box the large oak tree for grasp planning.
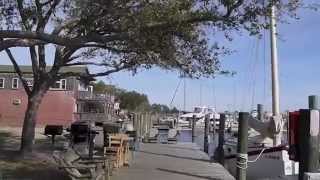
[0,0,307,154]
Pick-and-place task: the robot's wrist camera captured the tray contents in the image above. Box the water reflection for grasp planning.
[177,129,219,157]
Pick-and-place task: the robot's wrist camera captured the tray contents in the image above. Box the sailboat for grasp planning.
[223,2,299,180]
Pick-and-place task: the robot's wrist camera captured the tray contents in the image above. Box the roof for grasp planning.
[0,65,89,74]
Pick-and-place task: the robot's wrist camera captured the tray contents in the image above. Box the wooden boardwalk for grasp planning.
[111,143,235,180]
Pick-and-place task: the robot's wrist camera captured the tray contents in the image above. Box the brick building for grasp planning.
[0,65,116,127]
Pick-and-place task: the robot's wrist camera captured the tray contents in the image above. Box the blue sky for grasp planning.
[1,3,320,113]
[103,6,320,112]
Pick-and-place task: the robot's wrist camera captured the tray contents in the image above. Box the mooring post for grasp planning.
[298,95,320,180]
[214,113,226,164]
[142,113,146,137]
[204,114,210,154]
[309,95,319,109]
[211,115,216,138]
[236,112,249,180]
[134,113,140,151]
[257,104,264,121]
[147,113,151,135]
[192,115,196,143]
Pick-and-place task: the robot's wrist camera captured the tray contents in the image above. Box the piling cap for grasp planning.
[308,95,319,109]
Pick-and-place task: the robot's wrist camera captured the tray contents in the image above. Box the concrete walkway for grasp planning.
[112,143,235,180]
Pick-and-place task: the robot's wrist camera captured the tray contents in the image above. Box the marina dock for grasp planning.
[112,143,235,180]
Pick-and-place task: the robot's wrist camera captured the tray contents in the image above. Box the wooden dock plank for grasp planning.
[111,143,235,180]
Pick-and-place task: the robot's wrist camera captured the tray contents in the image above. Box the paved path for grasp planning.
[112,143,235,180]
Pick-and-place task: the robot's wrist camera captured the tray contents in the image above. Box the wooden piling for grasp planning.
[204,114,210,154]
[192,115,196,143]
[298,96,320,180]
[214,113,226,165]
[257,104,264,121]
[134,113,140,139]
[236,112,249,180]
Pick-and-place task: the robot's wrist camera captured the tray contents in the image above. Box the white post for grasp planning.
[184,78,186,111]
[270,3,281,146]
[270,4,280,116]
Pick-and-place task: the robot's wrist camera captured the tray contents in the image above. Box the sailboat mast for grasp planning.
[270,4,280,117]
[183,77,186,111]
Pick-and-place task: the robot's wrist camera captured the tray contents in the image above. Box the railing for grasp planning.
[76,91,115,102]
[75,112,110,122]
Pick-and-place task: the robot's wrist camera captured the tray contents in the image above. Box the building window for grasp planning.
[0,78,4,88]
[12,78,19,89]
[51,79,67,90]
[25,78,34,87]
[78,82,89,91]
[88,85,93,92]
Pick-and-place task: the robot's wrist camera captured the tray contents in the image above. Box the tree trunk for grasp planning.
[20,87,47,154]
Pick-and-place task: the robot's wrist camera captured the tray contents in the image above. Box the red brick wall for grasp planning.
[0,89,76,127]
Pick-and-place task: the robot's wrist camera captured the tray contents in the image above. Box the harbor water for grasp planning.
[177,128,220,158]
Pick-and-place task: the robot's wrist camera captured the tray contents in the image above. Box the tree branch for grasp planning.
[4,49,32,95]
[38,45,46,72]
[17,0,31,30]
[42,0,61,28]
[58,63,133,80]
[0,39,46,52]
[224,0,244,18]
[36,0,61,32]
[29,47,40,79]
[64,62,110,67]
[0,30,128,47]
[52,18,80,35]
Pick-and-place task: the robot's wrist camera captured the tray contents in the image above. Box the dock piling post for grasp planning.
[257,104,264,121]
[236,112,249,180]
[192,115,196,143]
[214,113,226,165]
[134,113,141,151]
[298,95,320,180]
[309,95,319,109]
[204,114,210,154]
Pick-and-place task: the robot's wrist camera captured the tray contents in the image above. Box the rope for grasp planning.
[247,148,267,163]
[236,153,248,169]
[236,148,267,169]
[169,79,182,108]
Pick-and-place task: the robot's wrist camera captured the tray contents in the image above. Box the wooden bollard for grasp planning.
[257,104,264,121]
[134,114,141,140]
[236,112,249,180]
[204,114,210,154]
[192,115,196,143]
[214,113,226,165]
[309,95,319,109]
[298,96,320,180]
